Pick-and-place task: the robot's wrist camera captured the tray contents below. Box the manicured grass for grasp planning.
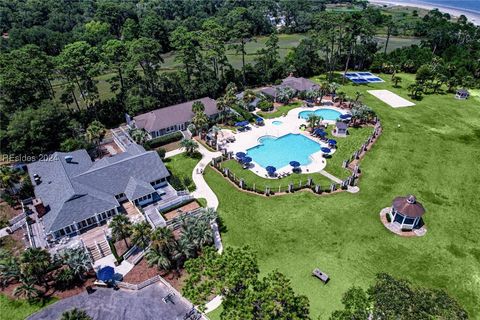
[324,126,373,179]
[0,295,57,320]
[257,101,303,119]
[164,153,200,191]
[219,159,333,192]
[205,73,480,319]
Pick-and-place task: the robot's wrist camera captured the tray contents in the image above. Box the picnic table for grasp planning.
[312,268,330,284]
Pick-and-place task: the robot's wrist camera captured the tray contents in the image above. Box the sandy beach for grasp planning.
[369,0,480,25]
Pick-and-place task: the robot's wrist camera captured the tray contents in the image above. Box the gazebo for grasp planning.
[334,122,348,137]
[455,89,469,99]
[388,195,425,230]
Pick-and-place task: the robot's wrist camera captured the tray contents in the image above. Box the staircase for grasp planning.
[86,240,112,262]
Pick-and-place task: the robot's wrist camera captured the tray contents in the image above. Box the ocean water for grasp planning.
[400,0,480,14]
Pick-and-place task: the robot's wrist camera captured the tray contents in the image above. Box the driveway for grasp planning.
[28,283,203,320]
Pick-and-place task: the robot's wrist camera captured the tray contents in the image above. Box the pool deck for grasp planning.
[223,105,348,178]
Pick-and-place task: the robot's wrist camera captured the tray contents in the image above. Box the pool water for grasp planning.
[299,108,342,121]
[246,134,321,169]
[272,121,283,126]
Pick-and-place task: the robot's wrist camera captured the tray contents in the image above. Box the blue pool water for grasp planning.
[272,120,283,126]
[246,134,321,169]
[299,108,342,121]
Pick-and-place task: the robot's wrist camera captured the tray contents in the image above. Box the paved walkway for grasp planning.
[0,227,9,238]
[190,144,221,210]
[319,170,342,184]
[205,295,223,313]
[28,283,205,320]
[165,148,185,159]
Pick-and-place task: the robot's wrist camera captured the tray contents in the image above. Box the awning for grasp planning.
[97,266,114,282]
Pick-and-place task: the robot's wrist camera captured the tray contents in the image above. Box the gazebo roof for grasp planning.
[392,195,426,218]
[456,89,469,95]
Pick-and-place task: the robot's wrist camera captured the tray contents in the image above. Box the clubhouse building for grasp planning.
[130,97,219,138]
[27,145,171,240]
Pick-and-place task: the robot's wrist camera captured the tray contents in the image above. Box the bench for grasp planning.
[312,268,330,284]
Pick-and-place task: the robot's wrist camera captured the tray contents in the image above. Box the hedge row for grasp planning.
[144,131,183,149]
[230,104,254,121]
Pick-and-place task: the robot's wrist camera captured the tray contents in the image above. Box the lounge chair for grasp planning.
[312,268,329,284]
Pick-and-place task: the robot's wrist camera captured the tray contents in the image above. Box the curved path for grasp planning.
[190,143,222,210]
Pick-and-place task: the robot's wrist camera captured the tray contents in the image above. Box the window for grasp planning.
[65,226,71,234]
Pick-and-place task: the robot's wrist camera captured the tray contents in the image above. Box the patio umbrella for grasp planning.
[328,139,337,145]
[321,147,332,154]
[97,266,114,282]
[236,152,246,159]
[289,161,301,168]
[256,117,264,122]
[242,156,252,163]
[340,114,351,120]
[317,130,327,138]
[266,166,276,174]
[234,121,249,127]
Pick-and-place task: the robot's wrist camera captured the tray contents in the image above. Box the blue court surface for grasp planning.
[344,72,384,84]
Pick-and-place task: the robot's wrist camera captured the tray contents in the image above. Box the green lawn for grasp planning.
[0,295,57,320]
[204,73,480,319]
[219,159,333,192]
[323,126,373,179]
[257,101,303,119]
[164,153,200,191]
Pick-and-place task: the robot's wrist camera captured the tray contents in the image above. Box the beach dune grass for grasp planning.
[205,73,480,319]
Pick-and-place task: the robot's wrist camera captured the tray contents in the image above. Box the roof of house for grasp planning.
[259,86,277,97]
[392,195,426,218]
[281,76,319,92]
[28,145,169,234]
[133,97,218,133]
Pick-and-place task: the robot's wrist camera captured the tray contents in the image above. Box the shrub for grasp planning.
[230,104,254,122]
[156,148,166,159]
[258,100,274,112]
[144,132,183,149]
[169,176,184,191]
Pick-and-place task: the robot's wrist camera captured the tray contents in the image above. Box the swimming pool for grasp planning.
[272,120,283,126]
[299,108,342,121]
[246,134,321,169]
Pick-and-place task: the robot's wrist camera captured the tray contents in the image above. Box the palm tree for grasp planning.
[150,227,175,252]
[14,277,42,302]
[306,115,322,131]
[209,126,221,144]
[328,82,340,95]
[61,308,92,320]
[216,98,227,123]
[20,248,51,290]
[0,250,20,288]
[85,120,106,145]
[61,247,92,281]
[192,111,209,133]
[180,139,199,155]
[109,214,132,249]
[131,222,152,249]
[129,128,148,145]
[146,249,172,271]
[336,91,346,104]
[192,101,205,114]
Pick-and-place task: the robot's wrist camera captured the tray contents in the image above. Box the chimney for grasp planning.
[65,155,73,163]
[33,198,47,217]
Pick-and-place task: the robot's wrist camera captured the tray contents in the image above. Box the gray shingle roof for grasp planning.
[124,177,155,200]
[28,145,169,234]
[133,97,218,133]
[281,76,319,92]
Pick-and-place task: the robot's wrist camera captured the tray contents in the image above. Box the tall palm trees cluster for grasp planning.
[146,208,218,275]
[0,246,92,302]
[108,209,218,275]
